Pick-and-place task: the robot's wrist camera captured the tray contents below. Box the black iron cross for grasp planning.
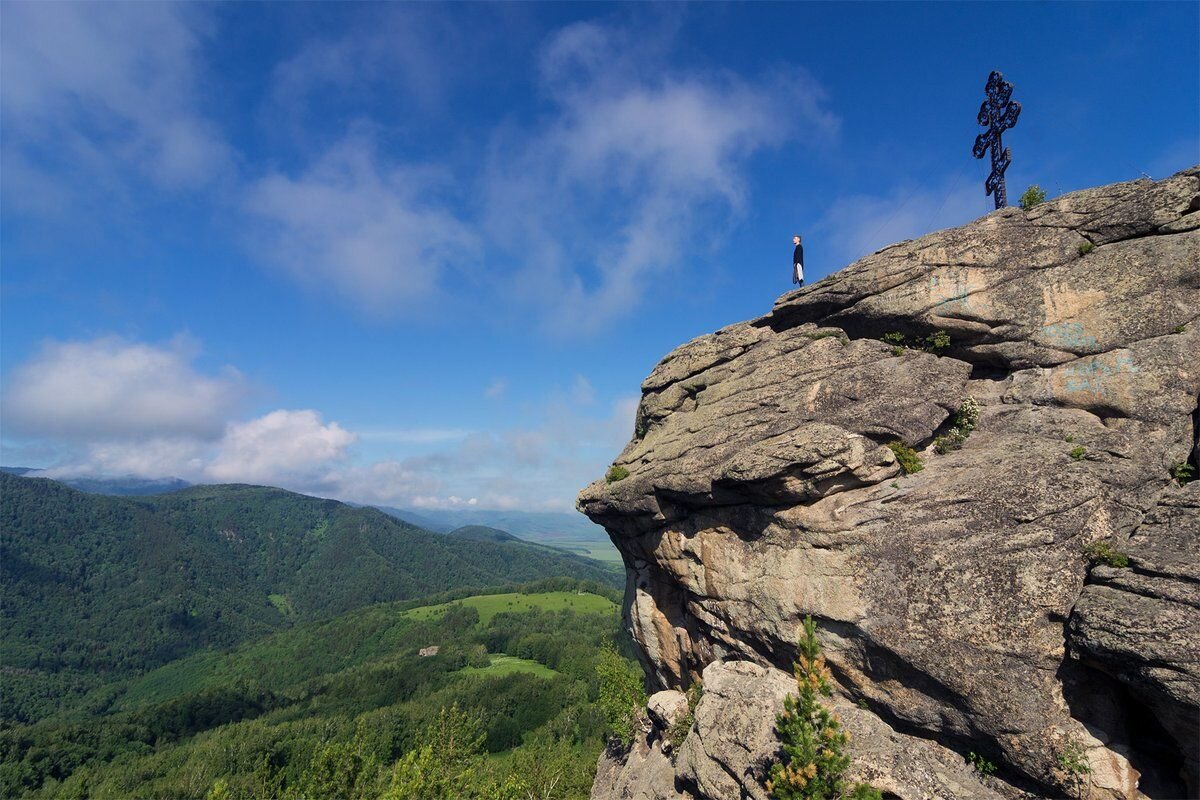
[972,70,1021,209]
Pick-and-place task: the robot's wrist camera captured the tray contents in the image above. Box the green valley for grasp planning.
[0,583,644,799]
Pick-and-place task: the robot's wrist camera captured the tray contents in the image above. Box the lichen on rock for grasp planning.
[580,167,1200,800]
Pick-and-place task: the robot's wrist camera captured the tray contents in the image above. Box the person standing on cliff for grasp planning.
[792,235,805,286]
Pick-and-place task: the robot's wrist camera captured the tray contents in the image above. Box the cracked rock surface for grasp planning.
[580,168,1200,800]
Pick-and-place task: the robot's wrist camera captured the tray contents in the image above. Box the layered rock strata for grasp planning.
[580,168,1200,799]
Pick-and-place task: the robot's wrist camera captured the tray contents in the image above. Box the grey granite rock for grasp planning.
[582,168,1200,800]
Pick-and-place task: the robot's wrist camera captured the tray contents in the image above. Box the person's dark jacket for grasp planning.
[793,243,804,266]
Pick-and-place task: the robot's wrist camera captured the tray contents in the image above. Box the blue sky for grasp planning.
[2,1,1196,510]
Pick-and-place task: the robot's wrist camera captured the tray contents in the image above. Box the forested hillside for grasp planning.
[0,474,619,724]
[0,582,645,799]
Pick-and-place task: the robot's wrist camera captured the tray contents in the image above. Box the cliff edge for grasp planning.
[578,168,1200,799]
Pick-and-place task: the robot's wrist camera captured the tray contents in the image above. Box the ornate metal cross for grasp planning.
[972,70,1021,209]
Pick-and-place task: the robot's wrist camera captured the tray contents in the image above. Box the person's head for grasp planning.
[793,235,801,245]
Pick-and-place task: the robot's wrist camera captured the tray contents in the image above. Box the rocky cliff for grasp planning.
[578,168,1200,800]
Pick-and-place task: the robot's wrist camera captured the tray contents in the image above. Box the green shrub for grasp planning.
[1057,737,1091,774]
[1170,461,1195,485]
[1069,446,1086,461]
[881,330,950,356]
[967,751,997,777]
[596,646,645,748]
[954,398,980,431]
[605,465,630,484]
[1077,241,1095,257]
[767,617,881,800]
[934,428,967,454]
[934,397,981,455]
[1064,434,1074,443]
[1019,185,1047,209]
[1173,324,1187,334]
[667,682,703,753]
[924,330,951,354]
[1085,542,1129,569]
[887,441,924,475]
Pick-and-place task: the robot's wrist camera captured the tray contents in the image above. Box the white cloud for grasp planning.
[3,335,636,510]
[2,337,246,441]
[263,8,453,133]
[31,409,354,489]
[207,410,355,484]
[0,2,230,196]
[244,135,479,315]
[237,16,838,334]
[312,391,639,511]
[40,437,211,482]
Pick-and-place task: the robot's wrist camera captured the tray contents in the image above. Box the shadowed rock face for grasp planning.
[579,168,1200,800]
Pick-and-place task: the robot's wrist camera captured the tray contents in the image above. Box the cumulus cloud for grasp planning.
[2,337,247,441]
[244,135,479,315]
[0,2,231,200]
[3,336,633,510]
[207,410,355,484]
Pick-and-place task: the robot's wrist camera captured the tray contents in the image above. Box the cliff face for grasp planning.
[578,168,1200,800]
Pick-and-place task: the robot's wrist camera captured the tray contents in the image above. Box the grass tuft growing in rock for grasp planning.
[605,465,630,484]
[1077,241,1095,257]
[1085,541,1129,569]
[967,752,997,778]
[1069,446,1086,461]
[1057,737,1092,798]
[887,442,924,475]
[1170,461,1195,485]
[1019,185,1047,209]
[1173,323,1188,334]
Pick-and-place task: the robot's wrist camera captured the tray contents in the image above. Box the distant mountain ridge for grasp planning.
[0,467,191,496]
[376,505,619,561]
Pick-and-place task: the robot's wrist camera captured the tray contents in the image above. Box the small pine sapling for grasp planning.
[767,617,881,800]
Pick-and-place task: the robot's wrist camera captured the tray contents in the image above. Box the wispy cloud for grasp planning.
[355,427,472,444]
[484,19,839,336]
[235,14,839,333]
[243,133,479,316]
[0,2,231,211]
[816,172,993,269]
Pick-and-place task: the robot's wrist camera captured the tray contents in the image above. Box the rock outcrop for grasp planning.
[579,168,1200,799]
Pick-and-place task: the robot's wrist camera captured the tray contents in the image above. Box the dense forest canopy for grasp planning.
[0,583,643,799]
